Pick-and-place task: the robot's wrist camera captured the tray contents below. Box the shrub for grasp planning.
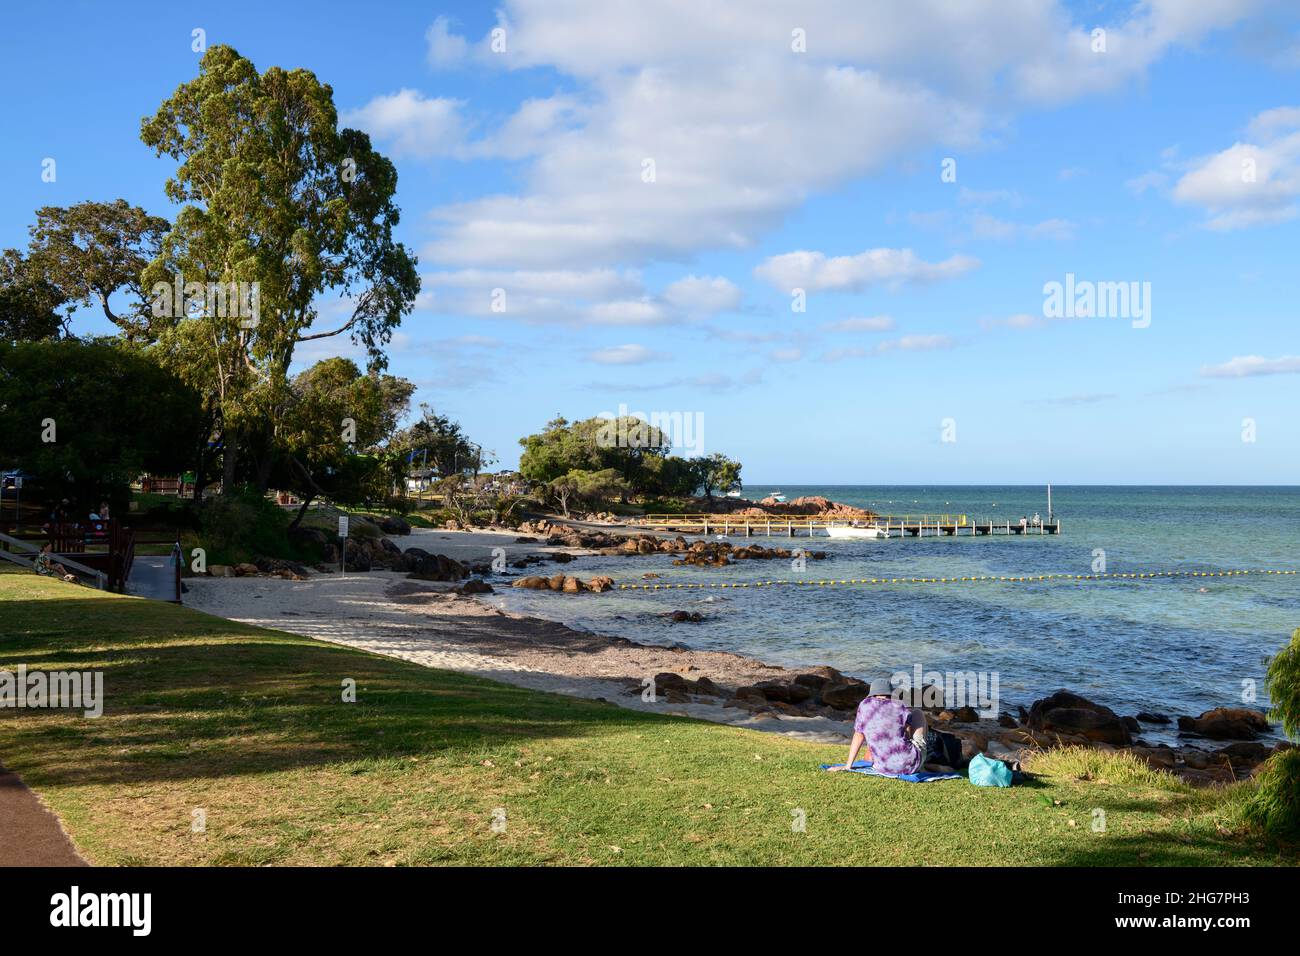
[197,487,316,565]
[1241,748,1300,843]
[1242,628,1300,841]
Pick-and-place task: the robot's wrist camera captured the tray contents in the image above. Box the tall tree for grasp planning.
[518,415,671,489]
[139,45,419,492]
[0,339,204,510]
[23,200,169,337]
[389,405,486,478]
[0,250,67,342]
[694,453,742,498]
[272,357,411,528]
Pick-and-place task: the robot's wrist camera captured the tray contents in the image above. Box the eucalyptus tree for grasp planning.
[139,45,419,491]
[23,200,170,337]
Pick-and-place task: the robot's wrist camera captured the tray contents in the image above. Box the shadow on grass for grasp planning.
[0,597,683,788]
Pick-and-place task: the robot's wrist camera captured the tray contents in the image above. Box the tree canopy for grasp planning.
[271,357,413,526]
[0,339,205,509]
[139,44,419,490]
[517,414,742,507]
[0,250,67,342]
[23,200,170,336]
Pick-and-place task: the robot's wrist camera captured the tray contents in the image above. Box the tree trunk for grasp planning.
[192,436,210,501]
[221,431,238,494]
[255,452,274,495]
[288,494,315,531]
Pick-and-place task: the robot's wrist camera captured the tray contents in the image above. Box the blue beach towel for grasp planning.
[821,761,963,783]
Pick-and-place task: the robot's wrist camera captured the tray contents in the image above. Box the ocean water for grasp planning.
[490,486,1300,732]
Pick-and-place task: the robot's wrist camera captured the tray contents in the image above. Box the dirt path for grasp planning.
[0,765,86,866]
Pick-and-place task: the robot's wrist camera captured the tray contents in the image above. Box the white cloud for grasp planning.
[769,347,803,362]
[822,315,896,332]
[1126,170,1169,195]
[1200,354,1300,378]
[958,186,1022,207]
[661,275,743,314]
[418,268,744,326]
[981,312,1048,331]
[587,299,671,326]
[1172,106,1300,229]
[390,1,1262,270]
[877,333,956,353]
[819,333,956,360]
[755,248,978,292]
[426,16,469,68]
[341,89,463,159]
[968,213,1076,240]
[586,343,670,365]
[466,96,585,160]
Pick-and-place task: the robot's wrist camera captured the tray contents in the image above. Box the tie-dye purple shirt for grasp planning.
[854,696,922,776]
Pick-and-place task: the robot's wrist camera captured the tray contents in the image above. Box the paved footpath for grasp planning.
[0,765,86,866]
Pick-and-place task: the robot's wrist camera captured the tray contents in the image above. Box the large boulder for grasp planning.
[1177,708,1271,740]
[377,515,412,536]
[652,672,695,695]
[752,680,814,705]
[1027,690,1132,746]
[821,680,870,711]
[405,553,466,581]
[287,525,329,555]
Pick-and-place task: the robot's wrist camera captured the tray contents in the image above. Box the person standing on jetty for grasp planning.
[827,677,929,776]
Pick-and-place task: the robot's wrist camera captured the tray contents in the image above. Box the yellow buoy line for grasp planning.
[617,569,1299,590]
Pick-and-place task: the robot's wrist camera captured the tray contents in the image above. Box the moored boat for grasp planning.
[825,524,888,539]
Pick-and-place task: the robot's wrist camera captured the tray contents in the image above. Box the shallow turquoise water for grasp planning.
[492,486,1300,727]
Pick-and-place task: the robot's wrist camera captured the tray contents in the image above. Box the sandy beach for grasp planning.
[185,526,856,743]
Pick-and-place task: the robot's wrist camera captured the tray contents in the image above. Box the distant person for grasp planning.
[34,543,77,583]
[1019,515,1028,529]
[827,677,931,776]
[1032,512,1041,527]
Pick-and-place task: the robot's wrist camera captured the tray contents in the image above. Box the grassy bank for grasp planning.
[0,574,1292,866]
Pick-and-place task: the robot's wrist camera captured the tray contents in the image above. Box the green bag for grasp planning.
[968,753,1013,787]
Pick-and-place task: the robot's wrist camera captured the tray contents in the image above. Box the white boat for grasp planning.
[724,489,743,498]
[769,491,787,503]
[825,524,889,539]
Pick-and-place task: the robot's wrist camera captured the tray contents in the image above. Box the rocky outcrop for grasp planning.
[1176,707,1271,740]
[511,574,614,593]
[821,680,870,710]
[668,610,704,623]
[405,551,468,582]
[1027,690,1133,746]
[750,495,874,517]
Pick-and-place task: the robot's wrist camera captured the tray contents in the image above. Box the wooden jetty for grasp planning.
[634,513,1061,538]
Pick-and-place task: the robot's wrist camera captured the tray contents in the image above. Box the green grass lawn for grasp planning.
[0,573,1292,866]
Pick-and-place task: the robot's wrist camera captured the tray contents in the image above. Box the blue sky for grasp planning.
[3,1,1299,483]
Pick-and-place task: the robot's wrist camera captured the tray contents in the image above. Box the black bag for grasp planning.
[926,729,964,768]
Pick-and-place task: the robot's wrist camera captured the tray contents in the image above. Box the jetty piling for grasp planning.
[635,514,1061,537]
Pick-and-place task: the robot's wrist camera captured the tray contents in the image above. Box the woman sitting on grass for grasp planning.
[34,543,78,584]
[828,676,931,776]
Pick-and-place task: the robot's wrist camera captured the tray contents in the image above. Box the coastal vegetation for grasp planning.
[1243,628,1300,840]
[0,46,428,527]
[517,415,744,513]
[0,573,1293,866]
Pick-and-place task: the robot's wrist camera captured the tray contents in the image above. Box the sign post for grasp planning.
[338,514,349,578]
[13,475,22,533]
